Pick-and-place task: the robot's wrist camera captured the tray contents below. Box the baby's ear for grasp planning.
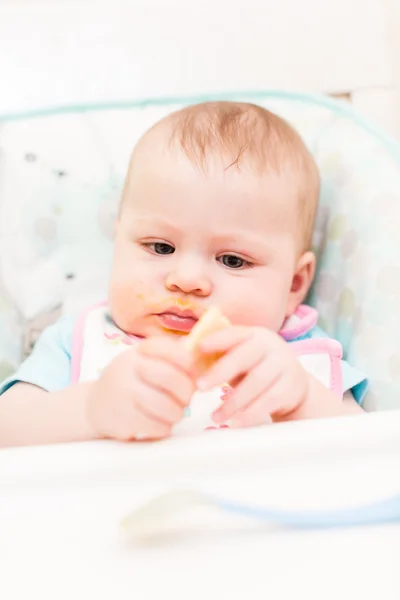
[286,251,316,317]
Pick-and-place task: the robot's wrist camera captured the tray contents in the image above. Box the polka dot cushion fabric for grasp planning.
[0,91,399,410]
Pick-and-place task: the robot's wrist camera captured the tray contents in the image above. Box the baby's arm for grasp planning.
[0,316,97,446]
[0,382,96,447]
[0,336,195,448]
[278,375,363,422]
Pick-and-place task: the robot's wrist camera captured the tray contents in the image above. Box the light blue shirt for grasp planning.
[0,315,368,404]
[0,317,75,395]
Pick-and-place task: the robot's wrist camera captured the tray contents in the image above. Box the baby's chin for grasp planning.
[110,310,143,336]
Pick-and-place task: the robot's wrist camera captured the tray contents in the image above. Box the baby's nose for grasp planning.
[165,262,212,296]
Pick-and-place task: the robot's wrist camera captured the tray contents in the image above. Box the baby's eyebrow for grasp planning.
[213,231,272,251]
[131,215,181,233]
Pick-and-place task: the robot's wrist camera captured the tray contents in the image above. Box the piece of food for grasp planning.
[185,307,231,376]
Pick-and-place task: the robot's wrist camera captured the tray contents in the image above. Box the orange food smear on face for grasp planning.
[161,328,189,336]
[150,296,198,312]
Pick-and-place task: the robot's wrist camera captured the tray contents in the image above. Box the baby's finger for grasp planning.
[226,399,273,428]
[218,356,285,418]
[213,369,287,424]
[137,356,195,407]
[197,326,255,354]
[111,401,171,441]
[233,370,303,423]
[129,410,171,441]
[197,338,265,392]
[256,370,307,417]
[135,382,186,425]
[198,325,281,355]
[138,337,194,375]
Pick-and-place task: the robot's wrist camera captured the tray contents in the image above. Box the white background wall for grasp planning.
[387,0,400,98]
[0,0,399,136]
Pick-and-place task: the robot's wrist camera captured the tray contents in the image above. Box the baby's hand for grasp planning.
[86,338,195,441]
[196,326,310,427]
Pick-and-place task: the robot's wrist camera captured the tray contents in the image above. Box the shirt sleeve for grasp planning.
[341,360,368,406]
[305,326,368,406]
[0,316,75,395]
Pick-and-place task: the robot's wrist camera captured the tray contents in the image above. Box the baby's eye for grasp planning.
[218,254,252,269]
[145,242,175,255]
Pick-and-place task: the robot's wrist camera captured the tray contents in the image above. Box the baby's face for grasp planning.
[109,142,306,338]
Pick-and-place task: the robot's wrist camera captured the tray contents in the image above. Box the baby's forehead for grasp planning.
[129,131,294,194]
[127,131,299,216]
[123,103,319,250]
[131,117,272,176]
[125,160,298,237]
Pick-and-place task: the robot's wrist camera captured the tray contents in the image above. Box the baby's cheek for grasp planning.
[251,295,287,331]
[223,292,284,331]
[217,292,250,326]
[109,279,147,330]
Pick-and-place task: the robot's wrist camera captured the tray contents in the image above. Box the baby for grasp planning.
[0,102,367,447]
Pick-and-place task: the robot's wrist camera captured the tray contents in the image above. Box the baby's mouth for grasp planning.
[155,308,199,333]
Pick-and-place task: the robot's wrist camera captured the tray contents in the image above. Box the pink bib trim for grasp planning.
[71,302,104,383]
[71,302,141,383]
[279,305,318,341]
[290,338,343,397]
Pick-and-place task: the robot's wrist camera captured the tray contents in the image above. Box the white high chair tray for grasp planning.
[1,412,399,600]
